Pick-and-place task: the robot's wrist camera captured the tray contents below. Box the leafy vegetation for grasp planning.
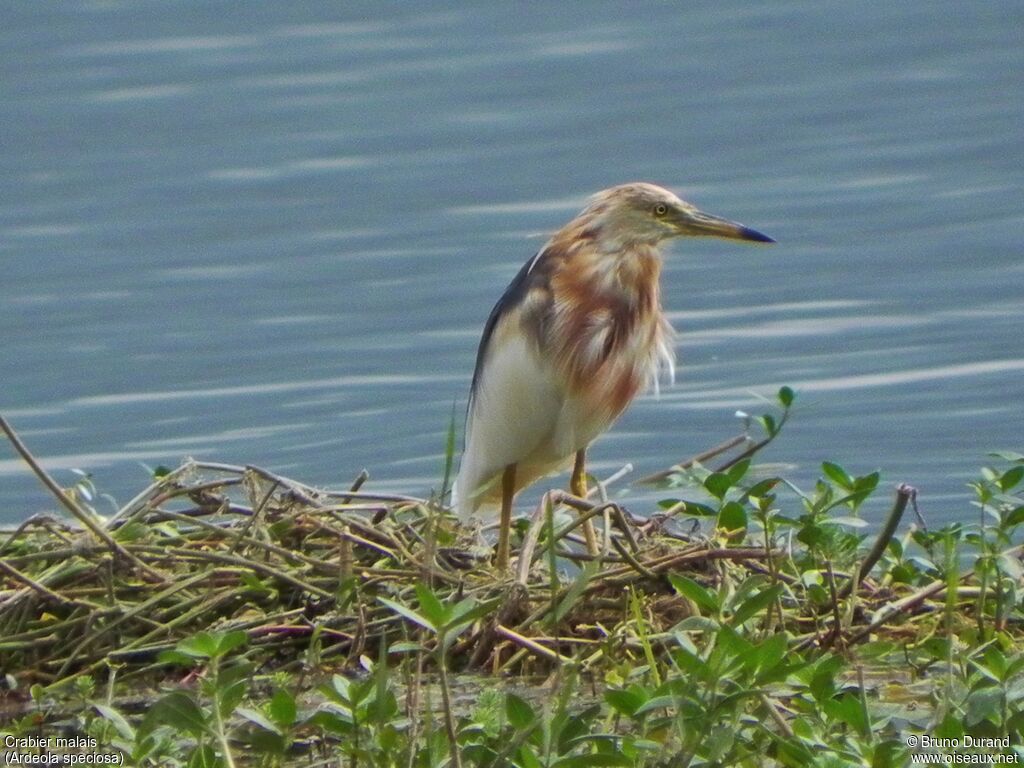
[0,395,1023,766]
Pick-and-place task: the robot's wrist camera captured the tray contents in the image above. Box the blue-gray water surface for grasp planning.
[2,2,1022,527]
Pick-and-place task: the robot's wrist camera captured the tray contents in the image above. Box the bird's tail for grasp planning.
[452,464,477,523]
[454,451,505,523]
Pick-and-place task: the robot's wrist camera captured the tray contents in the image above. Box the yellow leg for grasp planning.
[571,449,600,556]
[496,464,516,571]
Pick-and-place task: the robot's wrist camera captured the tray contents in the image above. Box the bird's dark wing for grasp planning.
[469,248,550,401]
[457,246,563,513]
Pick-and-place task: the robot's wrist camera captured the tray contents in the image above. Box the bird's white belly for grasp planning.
[456,333,564,514]
[548,393,614,462]
[456,303,669,517]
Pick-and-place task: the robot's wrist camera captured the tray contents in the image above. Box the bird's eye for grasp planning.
[654,203,668,217]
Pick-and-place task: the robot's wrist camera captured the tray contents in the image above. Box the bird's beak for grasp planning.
[674,206,775,243]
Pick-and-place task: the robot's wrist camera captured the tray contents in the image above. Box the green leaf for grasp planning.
[831,490,874,511]
[308,709,353,735]
[667,574,719,613]
[854,471,880,494]
[965,686,1002,725]
[218,673,248,719]
[348,676,376,707]
[369,655,398,723]
[387,641,423,654]
[157,649,199,667]
[981,645,1008,679]
[144,691,207,737]
[757,414,777,436]
[446,596,501,632]
[704,724,735,762]
[806,583,829,604]
[774,735,816,764]
[1000,465,1024,491]
[713,629,754,675]
[989,450,1024,462]
[246,730,286,759]
[326,674,352,703]
[681,501,718,517]
[186,744,220,768]
[797,523,826,548]
[934,711,964,740]
[505,693,536,730]
[1005,506,1024,527]
[669,645,710,681]
[704,472,732,500]
[236,707,282,735]
[555,705,598,751]
[171,630,247,661]
[93,703,135,741]
[604,688,646,717]
[1008,716,1024,746]
[778,386,794,407]
[634,693,685,716]
[918,637,950,663]
[997,553,1024,580]
[745,478,780,499]
[269,689,297,727]
[857,641,898,661]
[378,596,436,633]
[239,572,273,595]
[213,630,248,658]
[751,632,788,676]
[552,564,594,624]
[112,521,148,542]
[414,583,448,627]
[673,616,719,633]
[717,501,748,536]
[825,692,869,737]
[551,755,632,767]
[517,745,543,768]
[726,459,751,485]
[822,462,853,490]
[808,655,843,703]
[176,632,221,659]
[828,515,869,528]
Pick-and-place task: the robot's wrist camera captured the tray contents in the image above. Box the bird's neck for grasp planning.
[543,233,669,420]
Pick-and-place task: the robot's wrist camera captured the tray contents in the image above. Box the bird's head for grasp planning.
[580,182,774,250]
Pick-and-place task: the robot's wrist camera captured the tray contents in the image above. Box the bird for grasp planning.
[455,182,774,569]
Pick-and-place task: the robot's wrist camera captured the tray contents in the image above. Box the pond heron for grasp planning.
[455,183,774,569]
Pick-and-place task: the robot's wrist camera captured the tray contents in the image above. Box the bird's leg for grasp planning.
[496,464,516,571]
[571,449,600,556]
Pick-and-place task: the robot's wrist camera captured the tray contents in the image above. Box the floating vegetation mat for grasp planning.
[0,443,967,691]
[0,456,774,682]
[1,405,1024,765]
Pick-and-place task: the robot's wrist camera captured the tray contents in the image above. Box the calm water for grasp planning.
[2,1,1022,526]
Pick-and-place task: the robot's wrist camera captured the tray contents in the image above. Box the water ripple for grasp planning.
[663,358,1024,403]
[71,374,464,407]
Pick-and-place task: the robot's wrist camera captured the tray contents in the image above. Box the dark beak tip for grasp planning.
[742,227,775,244]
